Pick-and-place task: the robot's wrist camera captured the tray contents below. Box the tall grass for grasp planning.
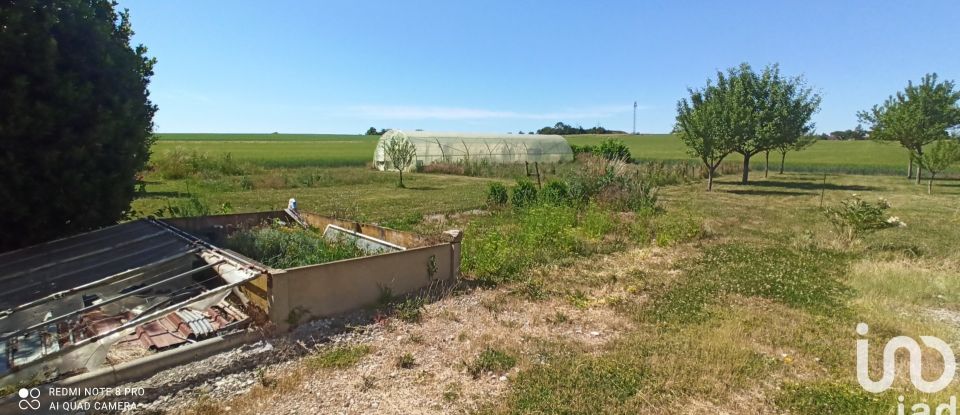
[152,147,252,179]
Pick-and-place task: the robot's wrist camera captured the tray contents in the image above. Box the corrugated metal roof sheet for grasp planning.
[0,220,198,310]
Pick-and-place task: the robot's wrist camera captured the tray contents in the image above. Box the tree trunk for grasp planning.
[779,152,786,174]
[907,158,913,179]
[928,174,935,194]
[399,170,404,187]
[741,154,751,184]
[707,166,714,191]
[916,165,922,185]
[764,151,769,178]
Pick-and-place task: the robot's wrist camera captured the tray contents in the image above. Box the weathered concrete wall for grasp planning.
[298,212,430,248]
[268,241,459,331]
[163,211,287,246]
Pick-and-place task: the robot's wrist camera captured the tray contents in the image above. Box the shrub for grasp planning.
[823,195,905,242]
[511,180,539,208]
[540,180,571,206]
[487,182,509,206]
[467,347,517,378]
[570,144,596,155]
[394,296,425,323]
[596,138,631,162]
[396,353,416,369]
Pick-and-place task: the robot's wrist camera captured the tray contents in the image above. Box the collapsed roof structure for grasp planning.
[0,218,263,387]
[0,210,463,392]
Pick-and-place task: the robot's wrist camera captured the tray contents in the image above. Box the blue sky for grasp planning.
[120,0,960,134]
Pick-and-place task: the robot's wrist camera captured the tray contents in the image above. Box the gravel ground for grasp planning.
[82,246,657,414]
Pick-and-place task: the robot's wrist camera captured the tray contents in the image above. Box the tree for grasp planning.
[775,134,817,174]
[919,139,960,193]
[732,63,820,184]
[675,73,739,191]
[859,74,960,184]
[766,77,821,177]
[383,135,416,188]
[365,127,378,135]
[0,0,157,252]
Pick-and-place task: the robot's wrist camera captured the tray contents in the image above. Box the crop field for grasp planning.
[152,133,941,176]
[154,133,377,167]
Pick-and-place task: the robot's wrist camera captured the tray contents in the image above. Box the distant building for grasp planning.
[374,130,574,171]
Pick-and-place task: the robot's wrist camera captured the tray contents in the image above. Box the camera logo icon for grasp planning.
[18,388,40,410]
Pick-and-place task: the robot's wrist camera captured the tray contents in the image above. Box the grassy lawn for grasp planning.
[481,173,960,414]
[133,167,499,224]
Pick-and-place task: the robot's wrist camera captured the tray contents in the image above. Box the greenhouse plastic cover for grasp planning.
[374,130,574,171]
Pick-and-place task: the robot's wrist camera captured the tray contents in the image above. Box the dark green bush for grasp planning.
[511,180,539,208]
[487,182,509,206]
[540,180,571,206]
[597,138,631,161]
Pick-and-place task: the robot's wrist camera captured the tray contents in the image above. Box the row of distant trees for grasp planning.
[818,126,868,141]
[535,122,626,135]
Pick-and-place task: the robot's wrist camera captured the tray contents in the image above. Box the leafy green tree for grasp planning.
[735,64,820,184]
[383,135,416,187]
[0,0,157,251]
[365,127,379,135]
[858,74,960,184]
[677,63,820,187]
[765,77,821,177]
[774,134,818,174]
[919,139,960,193]
[675,68,745,191]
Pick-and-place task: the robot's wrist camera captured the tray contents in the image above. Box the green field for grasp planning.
[154,133,377,167]
[566,134,922,175]
[152,133,927,175]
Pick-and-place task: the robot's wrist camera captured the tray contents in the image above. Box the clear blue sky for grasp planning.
[120,0,960,135]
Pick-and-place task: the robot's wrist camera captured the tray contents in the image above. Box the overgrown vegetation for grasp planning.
[225,223,367,268]
[153,147,251,179]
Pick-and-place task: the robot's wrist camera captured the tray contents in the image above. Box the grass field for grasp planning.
[138,132,960,414]
[152,133,933,175]
[154,133,377,167]
[567,133,927,175]
[170,168,960,415]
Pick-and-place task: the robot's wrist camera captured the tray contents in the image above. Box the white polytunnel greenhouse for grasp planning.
[374,130,574,171]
